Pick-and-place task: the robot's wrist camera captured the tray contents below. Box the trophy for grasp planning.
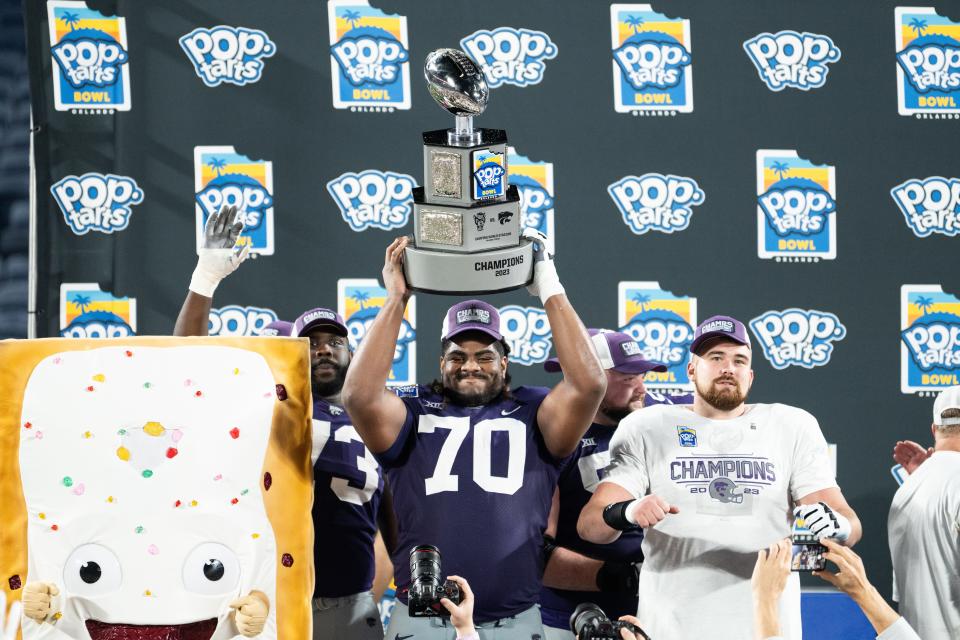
[403,48,534,294]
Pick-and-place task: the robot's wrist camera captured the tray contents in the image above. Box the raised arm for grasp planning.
[174,205,247,336]
[522,230,605,457]
[341,237,411,453]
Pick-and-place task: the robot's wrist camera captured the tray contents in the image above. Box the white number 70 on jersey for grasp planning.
[419,415,527,496]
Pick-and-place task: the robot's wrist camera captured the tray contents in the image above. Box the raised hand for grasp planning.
[189,205,250,298]
[202,205,245,249]
[892,440,932,475]
[382,236,411,301]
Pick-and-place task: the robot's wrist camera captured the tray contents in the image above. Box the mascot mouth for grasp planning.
[85,618,218,640]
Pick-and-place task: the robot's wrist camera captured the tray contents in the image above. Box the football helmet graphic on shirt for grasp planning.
[708,477,745,504]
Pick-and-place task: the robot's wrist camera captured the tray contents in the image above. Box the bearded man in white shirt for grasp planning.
[577,315,862,640]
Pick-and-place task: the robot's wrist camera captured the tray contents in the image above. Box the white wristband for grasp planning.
[624,499,642,526]
[188,248,248,298]
[529,259,565,304]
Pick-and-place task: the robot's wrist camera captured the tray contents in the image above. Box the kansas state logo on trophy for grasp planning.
[743,31,841,91]
[194,145,275,255]
[179,25,276,87]
[901,285,960,394]
[59,283,136,338]
[895,7,960,118]
[208,305,278,336]
[891,176,960,237]
[328,0,411,112]
[610,3,694,115]
[338,279,417,385]
[508,147,555,254]
[756,149,836,262]
[47,0,131,113]
[327,170,416,232]
[609,173,705,235]
[749,309,847,370]
[618,281,697,391]
[499,305,552,366]
[460,27,558,88]
[51,173,144,235]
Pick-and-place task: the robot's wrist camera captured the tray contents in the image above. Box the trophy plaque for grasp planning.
[403,48,534,294]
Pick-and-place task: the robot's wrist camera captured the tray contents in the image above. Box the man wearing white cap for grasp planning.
[577,315,861,640]
[887,385,960,640]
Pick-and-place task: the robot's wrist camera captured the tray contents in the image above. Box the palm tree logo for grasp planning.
[61,11,80,31]
[625,15,645,34]
[72,294,92,315]
[632,293,651,313]
[914,296,934,316]
[771,161,790,181]
[207,157,227,177]
[908,18,928,38]
[342,10,361,30]
[351,291,370,310]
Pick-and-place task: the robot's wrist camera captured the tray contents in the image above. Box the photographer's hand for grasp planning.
[440,575,476,639]
[616,615,649,640]
[750,538,791,640]
[814,539,902,635]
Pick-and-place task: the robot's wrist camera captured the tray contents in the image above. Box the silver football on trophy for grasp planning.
[424,48,489,116]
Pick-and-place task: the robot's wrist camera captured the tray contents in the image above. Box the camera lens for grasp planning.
[570,602,607,637]
[410,544,442,585]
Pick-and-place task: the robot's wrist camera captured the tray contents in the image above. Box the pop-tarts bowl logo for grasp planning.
[749,309,846,370]
[59,283,136,338]
[499,305,552,366]
[618,281,697,390]
[756,150,836,261]
[508,147,555,254]
[179,26,276,87]
[609,173,705,235]
[901,285,960,393]
[460,27,558,88]
[610,4,694,114]
[194,146,274,255]
[339,278,416,385]
[51,173,143,236]
[895,7,960,117]
[47,1,131,112]
[891,176,960,237]
[208,305,277,336]
[327,170,416,232]
[328,0,411,111]
[743,31,841,92]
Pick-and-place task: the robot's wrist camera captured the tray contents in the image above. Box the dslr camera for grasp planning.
[408,544,462,617]
[570,603,651,640]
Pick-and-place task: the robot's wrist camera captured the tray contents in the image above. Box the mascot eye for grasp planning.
[63,544,122,596]
[183,543,239,594]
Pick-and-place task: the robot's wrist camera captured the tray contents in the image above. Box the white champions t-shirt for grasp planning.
[601,403,837,640]
[888,450,960,640]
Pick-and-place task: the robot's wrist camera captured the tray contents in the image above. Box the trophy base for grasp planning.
[404,239,535,295]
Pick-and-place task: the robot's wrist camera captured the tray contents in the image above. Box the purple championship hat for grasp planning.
[544,329,668,374]
[293,307,348,337]
[441,299,502,342]
[689,315,751,355]
[258,320,294,337]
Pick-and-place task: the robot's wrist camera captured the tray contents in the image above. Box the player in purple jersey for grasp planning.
[174,207,394,640]
[539,329,692,639]
[342,235,606,640]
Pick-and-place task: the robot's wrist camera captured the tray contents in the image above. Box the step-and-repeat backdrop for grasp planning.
[23,0,960,598]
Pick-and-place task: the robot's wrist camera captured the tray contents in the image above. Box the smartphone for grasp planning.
[791,518,826,572]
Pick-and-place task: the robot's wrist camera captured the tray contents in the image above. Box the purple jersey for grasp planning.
[376,385,563,623]
[540,391,694,628]
[312,398,383,598]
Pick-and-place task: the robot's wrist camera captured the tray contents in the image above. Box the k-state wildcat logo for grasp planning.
[51,173,144,235]
[743,31,841,91]
[461,27,558,88]
[180,26,276,87]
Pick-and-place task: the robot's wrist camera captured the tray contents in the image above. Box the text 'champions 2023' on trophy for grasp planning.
[402,48,534,295]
